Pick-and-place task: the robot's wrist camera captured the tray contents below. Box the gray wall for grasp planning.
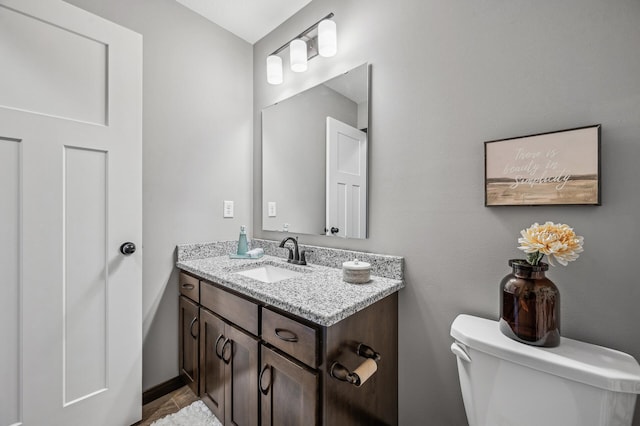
[66,0,253,390]
[262,84,357,234]
[254,1,640,424]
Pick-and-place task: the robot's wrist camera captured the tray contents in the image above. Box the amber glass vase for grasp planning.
[499,259,560,347]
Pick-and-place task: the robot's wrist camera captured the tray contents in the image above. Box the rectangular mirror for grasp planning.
[262,63,370,238]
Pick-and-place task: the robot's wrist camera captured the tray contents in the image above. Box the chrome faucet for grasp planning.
[278,236,311,265]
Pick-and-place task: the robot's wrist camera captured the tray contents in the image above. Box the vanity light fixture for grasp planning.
[318,19,337,57]
[266,12,336,85]
[289,39,308,72]
[266,55,283,85]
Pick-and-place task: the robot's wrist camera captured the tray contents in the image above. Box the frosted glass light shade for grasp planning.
[318,19,337,57]
[290,39,308,72]
[266,55,283,85]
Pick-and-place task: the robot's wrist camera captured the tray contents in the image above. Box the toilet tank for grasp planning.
[450,314,640,426]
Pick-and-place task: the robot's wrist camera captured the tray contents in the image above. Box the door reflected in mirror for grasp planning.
[262,63,370,239]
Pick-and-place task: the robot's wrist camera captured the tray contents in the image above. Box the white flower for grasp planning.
[518,221,584,266]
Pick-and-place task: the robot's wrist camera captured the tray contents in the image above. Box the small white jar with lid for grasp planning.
[342,259,371,284]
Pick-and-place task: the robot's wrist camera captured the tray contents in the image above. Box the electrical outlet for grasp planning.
[223,200,234,218]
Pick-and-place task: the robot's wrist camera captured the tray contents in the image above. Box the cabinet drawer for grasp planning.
[179,272,200,303]
[201,281,259,336]
[262,308,318,368]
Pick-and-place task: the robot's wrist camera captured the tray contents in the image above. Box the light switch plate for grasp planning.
[268,202,277,217]
[223,200,234,218]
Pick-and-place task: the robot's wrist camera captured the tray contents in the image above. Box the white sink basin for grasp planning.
[236,264,304,283]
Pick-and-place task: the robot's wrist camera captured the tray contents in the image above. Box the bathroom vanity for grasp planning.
[176,240,404,426]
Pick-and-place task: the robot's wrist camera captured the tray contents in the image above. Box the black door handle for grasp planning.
[275,328,299,343]
[189,317,198,339]
[120,242,136,255]
[215,334,225,359]
[221,339,232,364]
[259,364,271,395]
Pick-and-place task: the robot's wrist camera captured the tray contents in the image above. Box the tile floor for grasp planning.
[133,385,200,426]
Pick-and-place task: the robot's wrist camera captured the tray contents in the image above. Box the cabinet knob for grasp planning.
[119,242,136,255]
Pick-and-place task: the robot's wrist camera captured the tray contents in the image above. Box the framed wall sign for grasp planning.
[485,124,601,206]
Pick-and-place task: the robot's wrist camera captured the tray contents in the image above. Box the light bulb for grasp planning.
[318,19,337,57]
[266,55,283,85]
[290,39,308,72]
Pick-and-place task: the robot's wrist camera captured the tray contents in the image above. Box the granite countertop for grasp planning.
[177,254,404,327]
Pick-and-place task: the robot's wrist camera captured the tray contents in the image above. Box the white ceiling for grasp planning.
[175,0,313,44]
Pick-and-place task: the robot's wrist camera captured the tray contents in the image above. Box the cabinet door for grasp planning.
[179,296,199,394]
[199,308,226,421]
[260,345,318,426]
[224,325,259,426]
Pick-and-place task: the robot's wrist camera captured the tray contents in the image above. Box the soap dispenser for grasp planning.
[237,225,249,256]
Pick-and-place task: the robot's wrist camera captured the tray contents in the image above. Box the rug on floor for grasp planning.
[151,400,222,426]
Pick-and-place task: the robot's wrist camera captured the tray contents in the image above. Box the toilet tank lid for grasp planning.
[451,314,640,394]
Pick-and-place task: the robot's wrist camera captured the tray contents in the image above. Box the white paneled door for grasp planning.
[0,1,142,425]
[326,117,367,239]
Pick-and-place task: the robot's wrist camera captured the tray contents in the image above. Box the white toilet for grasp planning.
[451,314,640,426]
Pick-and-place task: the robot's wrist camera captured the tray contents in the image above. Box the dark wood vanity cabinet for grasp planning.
[198,308,225,419]
[199,307,259,426]
[178,294,199,395]
[259,306,320,424]
[178,270,398,426]
[323,293,398,425]
[179,272,201,395]
[197,277,260,426]
[259,344,318,425]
